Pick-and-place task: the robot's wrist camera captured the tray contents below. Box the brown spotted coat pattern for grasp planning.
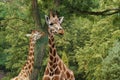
[43,12,75,80]
[11,30,43,80]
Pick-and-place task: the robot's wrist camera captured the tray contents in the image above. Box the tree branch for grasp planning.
[70,7,120,16]
[2,17,31,25]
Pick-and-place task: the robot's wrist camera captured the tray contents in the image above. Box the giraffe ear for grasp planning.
[45,15,49,24]
[26,34,31,37]
[59,17,64,24]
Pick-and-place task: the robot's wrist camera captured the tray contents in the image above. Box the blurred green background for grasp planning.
[0,0,120,80]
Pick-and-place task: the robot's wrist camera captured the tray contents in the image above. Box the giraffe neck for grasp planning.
[19,36,35,76]
[48,28,58,68]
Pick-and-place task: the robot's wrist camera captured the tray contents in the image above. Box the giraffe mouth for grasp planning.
[58,30,64,35]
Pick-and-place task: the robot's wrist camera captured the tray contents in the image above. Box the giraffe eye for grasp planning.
[49,23,53,26]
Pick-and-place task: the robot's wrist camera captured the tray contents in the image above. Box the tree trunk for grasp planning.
[54,0,60,7]
[31,0,41,28]
[30,0,48,80]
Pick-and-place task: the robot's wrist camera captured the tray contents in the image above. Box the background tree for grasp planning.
[0,0,120,80]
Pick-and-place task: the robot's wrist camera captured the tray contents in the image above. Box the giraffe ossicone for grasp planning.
[43,11,75,80]
[11,30,44,80]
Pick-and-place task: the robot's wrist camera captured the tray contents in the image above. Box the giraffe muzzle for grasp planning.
[58,29,64,35]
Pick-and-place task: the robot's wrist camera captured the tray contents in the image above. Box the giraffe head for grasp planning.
[45,11,64,35]
[26,30,44,41]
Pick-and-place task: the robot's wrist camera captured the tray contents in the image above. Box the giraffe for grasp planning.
[42,11,75,80]
[11,30,44,80]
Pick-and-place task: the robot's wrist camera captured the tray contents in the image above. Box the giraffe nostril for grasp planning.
[58,29,64,35]
[59,28,63,30]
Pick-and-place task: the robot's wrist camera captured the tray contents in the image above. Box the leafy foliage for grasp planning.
[100,40,120,80]
[0,0,120,80]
